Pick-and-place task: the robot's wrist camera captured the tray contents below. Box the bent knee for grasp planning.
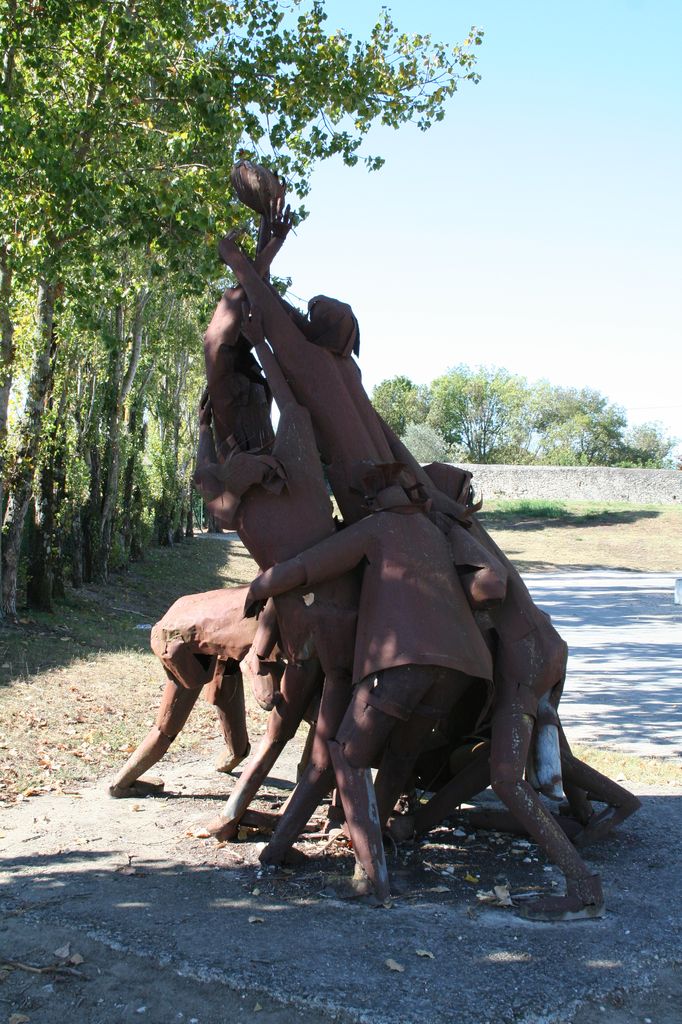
[463,566,507,609]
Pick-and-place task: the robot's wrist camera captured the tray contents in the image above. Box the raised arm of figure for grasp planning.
[239,303,296,411]
[204,202,292,354]
[217,234,314,372]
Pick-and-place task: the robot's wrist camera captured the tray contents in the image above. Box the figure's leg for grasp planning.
[374,670,472,830]
[326,676,407,903]
[109,673,201,797]
[559,729,641,846]
[490,703,604,920]
[203,659,250,774]
[296,719,316,782]
[413,742,492,835]
[206,658,322,841]
[260,668,353,865]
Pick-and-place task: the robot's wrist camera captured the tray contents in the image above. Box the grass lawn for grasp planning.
[1,501,680,804]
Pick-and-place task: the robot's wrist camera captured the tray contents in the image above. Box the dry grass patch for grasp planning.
[480,501,682,572]
[571,744,682,787]
[0,535,262,803]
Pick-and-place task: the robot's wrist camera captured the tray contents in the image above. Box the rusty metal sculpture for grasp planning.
[110,160,640,920]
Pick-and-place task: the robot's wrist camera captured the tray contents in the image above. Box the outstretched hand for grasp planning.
[243,586,266,619]
[269,196,294,239]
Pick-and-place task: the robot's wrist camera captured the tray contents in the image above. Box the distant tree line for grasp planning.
[371,369,677,469]
[0,1,483,616]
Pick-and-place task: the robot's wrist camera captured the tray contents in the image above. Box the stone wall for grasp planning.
[457,464,681,505]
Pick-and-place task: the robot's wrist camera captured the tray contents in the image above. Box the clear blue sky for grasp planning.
[275,1,682,456]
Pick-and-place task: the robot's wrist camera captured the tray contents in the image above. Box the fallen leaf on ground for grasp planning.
[476,884,513,908]
[53,944,70,959]
[69,953,84,965]
[493,884,513,906]
[385,959,405,972]
[194,829,211,839]
[415,949,434,959]
[248,915,264,924]
[463,873,479,883]
[254,1004,262,1012]
[9,1014,31,1023]
[429,885,450,894]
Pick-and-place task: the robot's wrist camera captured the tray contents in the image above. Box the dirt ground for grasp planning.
[479,503,682,573]
[2,745,681,1024]
[1,507,681,1022]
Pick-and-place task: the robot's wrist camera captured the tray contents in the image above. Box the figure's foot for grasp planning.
[259,844,307,869]
[351,864,392,908]
[205,815,239,842]
[386,813,416,843]
[215,742,251,775]
[108,776,165,799]
[517,874,604,921]
[573,798,641,848]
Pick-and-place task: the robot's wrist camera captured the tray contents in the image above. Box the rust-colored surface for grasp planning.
[110,166,640,920]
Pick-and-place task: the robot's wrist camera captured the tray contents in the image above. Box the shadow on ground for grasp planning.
[480,509,662,532]
[2,776,681,1024]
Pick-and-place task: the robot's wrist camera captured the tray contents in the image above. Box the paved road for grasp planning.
[524,571,682,756]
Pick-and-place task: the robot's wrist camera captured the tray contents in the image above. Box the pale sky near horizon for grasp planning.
[272,0,682,456]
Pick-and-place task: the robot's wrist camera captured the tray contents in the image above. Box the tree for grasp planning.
[1,1,484,614]
[427,365,532,463]
[371,375,430,436]
[402,422,451,464]
[618,422,676,469]
[530,384,628,466]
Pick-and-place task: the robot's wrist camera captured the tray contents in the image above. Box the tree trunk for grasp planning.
[70,509,84,588]
[120,361,152,564]
[173,506,185,544]
[185,485,193,538]
[51,421,68,599]
[27,464,54,611]
[98,290,147,581]
[1,279,57,618]
[82,443,100,584]
[207,512,222,534]
[0,244,15,618]
[120,406,138,562]
[129,485,145,561]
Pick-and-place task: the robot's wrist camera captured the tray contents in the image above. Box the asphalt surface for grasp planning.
[525,572,682,756]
